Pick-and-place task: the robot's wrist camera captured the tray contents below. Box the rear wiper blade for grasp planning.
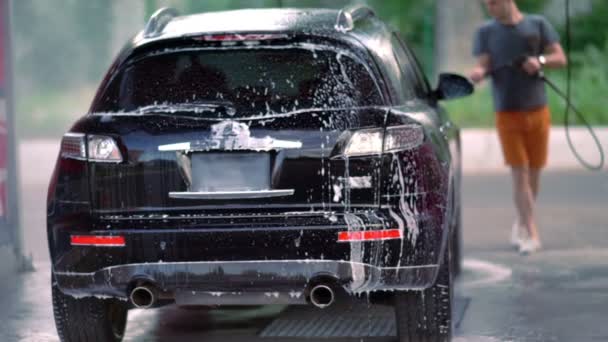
[135,101,236,116]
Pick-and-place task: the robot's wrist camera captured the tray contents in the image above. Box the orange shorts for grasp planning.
[496,105,551,169]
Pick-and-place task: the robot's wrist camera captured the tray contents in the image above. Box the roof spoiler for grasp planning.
[335,4,376,32]
[143,7,180,38]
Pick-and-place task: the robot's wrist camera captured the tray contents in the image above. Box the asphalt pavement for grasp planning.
[457,171,608,342]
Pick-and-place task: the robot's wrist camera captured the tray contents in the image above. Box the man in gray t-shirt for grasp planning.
[469,0,567,254]
[473,14,560,112]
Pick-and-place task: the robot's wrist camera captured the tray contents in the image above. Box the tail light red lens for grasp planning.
[337,229,403,242]
[70,235,126,247]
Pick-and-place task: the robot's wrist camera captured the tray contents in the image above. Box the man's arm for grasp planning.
[522,42,567,75]
[543,42,568,68]
[469,53,491,84]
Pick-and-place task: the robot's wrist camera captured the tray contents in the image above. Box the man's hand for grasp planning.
[469,66,487,84]
[522,56,542,76]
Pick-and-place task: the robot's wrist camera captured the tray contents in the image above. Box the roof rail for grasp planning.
[335,4,376,32]
[143,7,180,38]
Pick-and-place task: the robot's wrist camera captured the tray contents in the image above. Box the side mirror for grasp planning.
[434,73,474,101]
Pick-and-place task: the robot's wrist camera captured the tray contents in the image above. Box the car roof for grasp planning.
[128,7,390,49]
[161,8,340,37]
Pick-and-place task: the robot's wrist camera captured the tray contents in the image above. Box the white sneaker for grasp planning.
[519,238,542,255]
[510,220,523,247]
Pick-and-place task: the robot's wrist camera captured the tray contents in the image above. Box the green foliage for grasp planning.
[13,1,111,91]
[442,85,495,128]
[366,0,435,73]
[514,0,550,14]
[555,39,608,125]
[560,0,608,54]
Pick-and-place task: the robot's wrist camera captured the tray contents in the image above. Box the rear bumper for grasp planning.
[55,260,438,304]
[50,207,447,301]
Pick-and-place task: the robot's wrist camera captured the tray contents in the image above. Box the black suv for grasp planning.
[48,6,472,342]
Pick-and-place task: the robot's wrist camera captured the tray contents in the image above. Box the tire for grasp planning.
[451,204,463,278]
[449,175,463,278]
[394,238,453,342]
[52,281,129,342]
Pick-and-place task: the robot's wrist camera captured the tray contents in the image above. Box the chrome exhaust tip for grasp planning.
[130,286,156,309]
[309,284,335,309]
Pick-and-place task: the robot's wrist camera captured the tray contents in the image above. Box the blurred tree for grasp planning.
[515,0,550,13]
[13,0,111,91]
[366,0,435,73]
[560,0,608,54]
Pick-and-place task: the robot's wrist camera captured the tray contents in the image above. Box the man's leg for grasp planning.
[529,168,541,199]
[523,106,550,242]
[496,112,530,244]
[510,167,540,241]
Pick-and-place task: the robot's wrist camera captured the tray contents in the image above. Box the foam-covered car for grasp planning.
[48,5,472,342]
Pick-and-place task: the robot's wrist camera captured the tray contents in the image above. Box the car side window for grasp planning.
[390,33,431,99]
[400,37,432,96]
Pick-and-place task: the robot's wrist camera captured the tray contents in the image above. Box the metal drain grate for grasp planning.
[259,302,395,338]
[259,297,470,338]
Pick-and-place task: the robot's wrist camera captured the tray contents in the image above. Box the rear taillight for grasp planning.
[342,125,424,157]
[87,135,123,162]
[383,125,425,152]
[60,133,86,160]
[60,133,123,162]
[71,235,125,247]
[343,128,383,157]
[337,229,403,242]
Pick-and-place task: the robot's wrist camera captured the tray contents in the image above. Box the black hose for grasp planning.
[561,0,604,171]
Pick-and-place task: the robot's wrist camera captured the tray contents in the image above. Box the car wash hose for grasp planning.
[557,0,604,171]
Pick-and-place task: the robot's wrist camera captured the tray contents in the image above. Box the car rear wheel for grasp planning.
[52,281,128,342]
[394,238,453,342]
[451,203,463,277]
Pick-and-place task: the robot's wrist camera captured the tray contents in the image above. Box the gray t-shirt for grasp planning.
[473,15,560,112]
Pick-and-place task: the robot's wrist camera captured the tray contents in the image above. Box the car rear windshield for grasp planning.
[95,44,383,117]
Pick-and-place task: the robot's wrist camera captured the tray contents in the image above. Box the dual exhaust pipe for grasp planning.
[128,280,339,309]
[308,283,337,309]
[130,284,157,309]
